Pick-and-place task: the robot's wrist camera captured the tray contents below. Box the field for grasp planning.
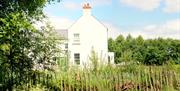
[2,64,179,91]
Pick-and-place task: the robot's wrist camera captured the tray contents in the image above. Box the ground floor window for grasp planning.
[74,53,80,65]
[108,56,110,64]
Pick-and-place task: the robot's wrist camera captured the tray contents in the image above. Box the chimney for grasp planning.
[83,3,91,16]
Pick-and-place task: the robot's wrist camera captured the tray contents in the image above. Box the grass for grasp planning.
[3,64,180,91]
[40,64,180,91]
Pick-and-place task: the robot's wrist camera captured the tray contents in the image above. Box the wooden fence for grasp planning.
[0,66,180,91]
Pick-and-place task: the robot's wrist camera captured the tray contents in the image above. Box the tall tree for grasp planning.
[0,0,61,90]
[108,35,180,65]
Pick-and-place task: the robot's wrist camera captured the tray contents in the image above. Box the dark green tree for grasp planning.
[108,35,180,65]
[0,0,61,90]
[114,35,125,63]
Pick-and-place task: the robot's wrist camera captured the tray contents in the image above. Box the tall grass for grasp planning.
[1,64,180,91]
[42,64,180,91]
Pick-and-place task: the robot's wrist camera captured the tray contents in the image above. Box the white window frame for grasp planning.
[73,33,80,45]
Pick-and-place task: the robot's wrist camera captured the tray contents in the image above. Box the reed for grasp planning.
[1,65,180,91]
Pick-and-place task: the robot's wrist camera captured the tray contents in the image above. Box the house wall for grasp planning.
[68,14,108,67]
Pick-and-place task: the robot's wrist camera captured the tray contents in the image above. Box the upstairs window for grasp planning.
[74,53,80,65]
[73,33,80,45]
[74,33,79,39]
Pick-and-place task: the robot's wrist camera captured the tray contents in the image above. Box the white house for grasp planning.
[59,3,114,67]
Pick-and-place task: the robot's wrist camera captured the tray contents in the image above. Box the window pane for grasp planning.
[73,33,80,45]
[74,33,79,38]
[65,43,68,49]
[74,53,80,65]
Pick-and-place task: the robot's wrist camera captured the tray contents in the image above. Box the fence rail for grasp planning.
[0,66,180,91]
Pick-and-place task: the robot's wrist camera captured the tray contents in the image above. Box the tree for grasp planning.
[108,38,115,51]
[0,0,60,19]
[120,49,133,63]
[132,35,145,63]
[0,0,61,90]
[108,34,180,65]
[31,24,62,70]
[136,35,144,45]
[114,35,125,63]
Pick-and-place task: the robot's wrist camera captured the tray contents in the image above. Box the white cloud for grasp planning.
[142,19,180,39]
[104,22,143,39]
[90,0,112,7]
[48,16,73,29]
[104,22,121,39]
[120,0,180,13]
[62,1,81,10]
[163,0,180,13]
[33,16,73,30]
[105,19,180,39]
[120,0,161,11]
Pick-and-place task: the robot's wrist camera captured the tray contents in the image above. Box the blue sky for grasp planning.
[43,0,180,39]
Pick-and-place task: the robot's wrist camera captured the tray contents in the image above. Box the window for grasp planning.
[65,43,68,49]
[74,53,80,65]
[73,33,80,45]
[108,56,110,64]
[74,33,79,38]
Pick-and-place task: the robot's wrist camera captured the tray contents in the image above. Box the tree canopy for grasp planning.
[0,0,61,90]
[108,35,180,65]
[0,0,60,19]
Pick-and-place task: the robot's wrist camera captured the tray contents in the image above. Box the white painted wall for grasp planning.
[68,5,108,67]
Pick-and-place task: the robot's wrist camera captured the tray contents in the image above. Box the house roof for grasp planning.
[55,29,68,39]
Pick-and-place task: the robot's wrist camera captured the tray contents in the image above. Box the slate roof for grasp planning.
[56,29,68,39]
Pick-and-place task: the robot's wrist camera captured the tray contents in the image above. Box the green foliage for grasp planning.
[0,0,60,20]
[0,12,62,90]
[120,49,133,62]
[108,35,180,65]
[31,24,62,70]
[0,0,61,90]
[31,65,180,91]
[89,49,99,71]
[0,12,36,73]
[14,84,48,91]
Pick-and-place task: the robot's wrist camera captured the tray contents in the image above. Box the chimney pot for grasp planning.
[83,3,91,9]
